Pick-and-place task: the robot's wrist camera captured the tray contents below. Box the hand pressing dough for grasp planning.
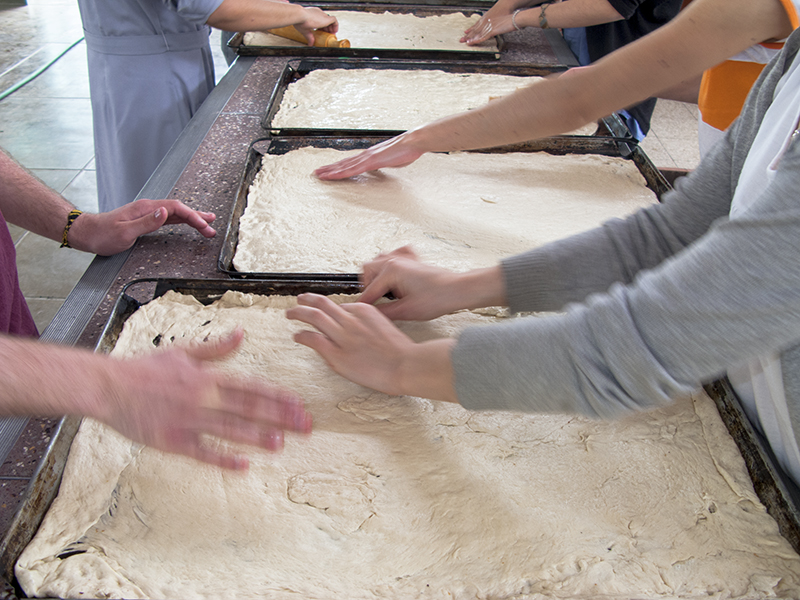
[244,11,497,52]
[233,148,657,274]
[271,69,597,135]
[16,291,800,599]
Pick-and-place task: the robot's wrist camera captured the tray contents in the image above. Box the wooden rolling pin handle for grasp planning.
[267,25,350,48]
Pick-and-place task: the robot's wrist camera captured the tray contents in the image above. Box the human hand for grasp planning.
[97,329,311,470]
[69,199,216,256]
[286,294,417,396]
[461,12,516,45]
[359,246,466,321]
[296,7,338,45]
[314,131,427,180]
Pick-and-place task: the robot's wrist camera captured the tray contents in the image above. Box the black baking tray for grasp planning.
[1,279,800,599]
[227,4,503,60]
[0,278,364,598]
[218,135,664,279]
[262,59,632,139]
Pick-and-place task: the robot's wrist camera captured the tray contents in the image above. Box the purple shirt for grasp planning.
[0,209,38,337]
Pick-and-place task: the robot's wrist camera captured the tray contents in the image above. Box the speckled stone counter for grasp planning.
[0,27,572,589]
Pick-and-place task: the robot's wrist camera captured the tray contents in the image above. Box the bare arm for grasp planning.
[0,148,216,255]
[316,0,793,179]
[462,0,618,44]
[0,330,312,469]
[207,0,338,41]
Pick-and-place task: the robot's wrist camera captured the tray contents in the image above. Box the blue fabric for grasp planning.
[78,0,222,211]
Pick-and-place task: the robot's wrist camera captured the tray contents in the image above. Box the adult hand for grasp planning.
[359,247,466,321]
[287,294,458,402]
[296,7,338,45]
[98,329,311,470]
[461,12,515,45]
[69,199,216,256]
[314,131,427,180]
[286,294,417,396]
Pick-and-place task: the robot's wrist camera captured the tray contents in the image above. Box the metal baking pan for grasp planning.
[1,310,799,600]
[218,134,664,280]
[228,4,503,60]
[261,59,632,139]
[1,280,800,596]
[0,277,364,599]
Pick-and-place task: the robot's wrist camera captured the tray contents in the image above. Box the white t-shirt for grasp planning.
[727,55,800,484]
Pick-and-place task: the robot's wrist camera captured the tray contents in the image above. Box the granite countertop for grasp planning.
[0,27,570,591]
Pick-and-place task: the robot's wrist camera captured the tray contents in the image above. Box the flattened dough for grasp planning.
[271,69,596,135]
[233,148,657,273]
[16,292,800,599]
[244,12,497,52]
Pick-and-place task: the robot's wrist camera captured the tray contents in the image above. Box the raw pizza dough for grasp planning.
[16,291,800,599]
[243,11,497,52]
[233,148,657,273]
[271,69,597,135]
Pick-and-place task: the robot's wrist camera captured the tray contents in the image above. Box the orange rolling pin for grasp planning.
[267,26,350,48]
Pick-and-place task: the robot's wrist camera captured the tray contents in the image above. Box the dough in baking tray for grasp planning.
[271,69,597,135]
[243,11,497,52]
[233,148,657,274]
[15,291,800,599]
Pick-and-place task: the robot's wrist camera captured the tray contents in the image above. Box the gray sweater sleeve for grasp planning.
[453,34,800,419]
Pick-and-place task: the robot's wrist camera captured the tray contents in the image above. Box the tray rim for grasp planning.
[218,135,664,279]
[260,58,633,139]
[228,4,504,60]
[2,279,800,596]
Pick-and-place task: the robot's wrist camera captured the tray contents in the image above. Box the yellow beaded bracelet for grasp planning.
[60,209,83,248]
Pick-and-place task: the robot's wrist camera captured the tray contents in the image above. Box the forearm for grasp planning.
[207,0,311,31]
[0,335,108,420]
[501,121,739,314]
[512,0,623,30]
[410,0,793,154]
[397,339,459,403]
[0,149,74,243]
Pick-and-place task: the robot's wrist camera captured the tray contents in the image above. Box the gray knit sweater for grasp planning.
[453,29,800,440]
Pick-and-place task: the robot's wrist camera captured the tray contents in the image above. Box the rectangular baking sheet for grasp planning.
[228,4,503,60]
[262,59,632,139]
[1,280,800,599]
[0,278,364,599]
[218,135,664,280]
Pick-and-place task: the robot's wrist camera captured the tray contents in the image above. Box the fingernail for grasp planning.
[153,208,163,219]
[265,430,284,450]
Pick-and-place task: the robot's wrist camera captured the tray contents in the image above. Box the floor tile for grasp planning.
[0,96,94,169]
[660,135,702,171]
[25,297,66,332]
[640,135,676,170]
[0,4,82,77]
[10,42,90,100]
[15,233,93,298]
[651,99,700,143]
[8,224,26,245]
[61,169,98,213]
[29,168,79,194]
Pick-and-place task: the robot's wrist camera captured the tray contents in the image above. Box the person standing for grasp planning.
[78,0,338,212]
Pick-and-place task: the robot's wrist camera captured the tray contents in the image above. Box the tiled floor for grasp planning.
[0,0,700,333]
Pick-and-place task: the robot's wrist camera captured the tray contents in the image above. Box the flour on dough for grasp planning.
[244,11,497,52]
[271,69,596,135]
[233,148,657,274]
[16,291,800,599]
